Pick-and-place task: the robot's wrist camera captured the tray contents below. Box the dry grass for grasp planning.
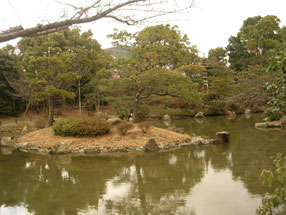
[18,124,192,151]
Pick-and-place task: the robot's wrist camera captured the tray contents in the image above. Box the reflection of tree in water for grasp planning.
[102,149,205,215]
[2,115,285,215]
[0,152,126,215]
[0,149,205,215]
[168,115,286,196]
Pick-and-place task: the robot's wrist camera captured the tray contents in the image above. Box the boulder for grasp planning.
[173,127,185,134]
[144,138,159,152]
[107,118,122,125]
[51,140,72,154]
[0,137,14,147]
[163,114,171,121]
[262,117,269,122]
[1,147,15,155]
[215,131,230,144]
[255,121,285,128]
[226,111,236,118]
[195,111,204,118]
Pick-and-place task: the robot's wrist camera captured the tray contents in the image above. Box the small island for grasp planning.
[1,118,214,154]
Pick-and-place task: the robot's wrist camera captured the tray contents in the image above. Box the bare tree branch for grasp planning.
[0,0,194,43]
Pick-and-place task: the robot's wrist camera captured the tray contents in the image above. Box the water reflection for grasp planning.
[0,114,286,215]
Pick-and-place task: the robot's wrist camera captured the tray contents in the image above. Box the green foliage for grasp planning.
[266,46,286,115]
[138,122,152,133]
[257,153,286,215]
[205,100,226,115]
[225,101,239,111]
[53,117,111,137]
[0,46,19,115]
[208,47,227,64]
[265,107,282,121]
[107,25,200,121]
[116,122,133,136]
[227,15,283,71]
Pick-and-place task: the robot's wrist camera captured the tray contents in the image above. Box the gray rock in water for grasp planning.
[144,138,159,152]
[107,118,122,125]
[215,131,230,144]
[51,140,72,154]
[195,111,204,118]
[1,147,15,155]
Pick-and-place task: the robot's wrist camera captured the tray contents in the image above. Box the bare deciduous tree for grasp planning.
[0,0,194,43]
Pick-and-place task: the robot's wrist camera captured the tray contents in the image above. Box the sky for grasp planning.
[0,0,286,56]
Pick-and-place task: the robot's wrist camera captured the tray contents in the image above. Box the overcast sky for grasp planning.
[0,0,286,56]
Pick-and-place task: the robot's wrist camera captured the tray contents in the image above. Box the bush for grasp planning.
[265,107,281,121]
[226,101,239,111]
[117,122,133,136]
[257,153,286,215]
[138,122,152,133]
[52,116,111,137]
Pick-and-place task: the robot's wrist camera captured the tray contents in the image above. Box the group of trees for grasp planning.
[0,14,286,124]
[208,15,286,118]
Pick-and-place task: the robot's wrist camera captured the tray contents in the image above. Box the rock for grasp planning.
[51,140,72,154]
[167,126,184,134]
[22,126,28,133]
[1,147,15,155]
[107,118,122,125]
[163,114,171,121]
[0,137,13,147]
[16,142,29,149]
[136,147,143,151]
[215,131,230,144]
[84,147,101,153]
[173,127,185,134]
[144,138,159,152]
[180,143,192,147]
[262,117,269,122]
[255,121,284,128]
[245,108,251,114]
[195,111,204,118]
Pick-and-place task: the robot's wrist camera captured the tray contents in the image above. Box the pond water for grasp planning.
[1,114,286,215]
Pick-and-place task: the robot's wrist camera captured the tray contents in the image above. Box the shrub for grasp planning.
[265,107,281,121]
[226,101,239,111]
[138,122,152,133]
[257,153,286,215]
[117,122,133,136]
[52,116,111,137]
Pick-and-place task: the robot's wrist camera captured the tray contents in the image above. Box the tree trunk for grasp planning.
[47,96,54,127]
[23,101,31,118]
[79,79,82,116]
[133,93,140,123]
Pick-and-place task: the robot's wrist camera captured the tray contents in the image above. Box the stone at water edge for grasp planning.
[215,131,230,144]
[195,111,204,118]
[163,114,171,121]
[144,138,159,152]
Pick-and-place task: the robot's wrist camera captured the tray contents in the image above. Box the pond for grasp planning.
[1,114,286,215]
